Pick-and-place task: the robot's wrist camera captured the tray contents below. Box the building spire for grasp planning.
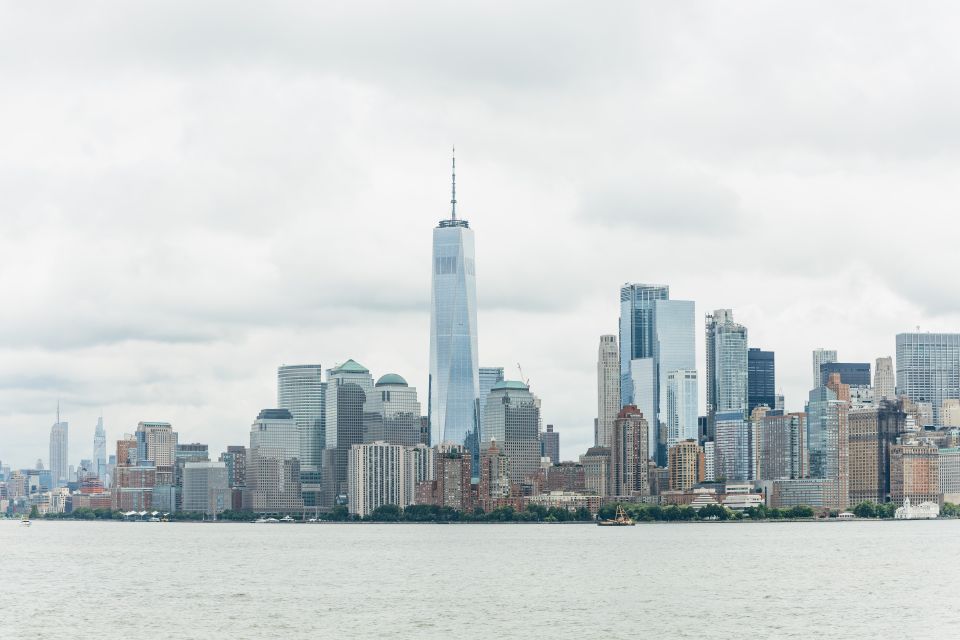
[56,400,60,425]
[450,146,457,220]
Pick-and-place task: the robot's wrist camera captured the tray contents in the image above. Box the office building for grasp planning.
[596,335,620,448]
[323,359,375,506]
[896,333,960,424]
[807,373,850,510]
[706,310,748,428]
[246,408,303,513]
[609,406,649,497]
[812,349,838,389]
[49,419,69,488]
[278,364,326,472]
[181,461,230,516]
[668,440,703,491]
[429,156,480,458]
[890,441,940,505]
[939,448,960,501]
[620,284,695,461]
[477,440,512,511]
[875,356,895,401]
[752,407,806,481]
[541,424,560,465]
[113,462,156,511]
[478,367,505,440]
[580,446,610,497]
[347,441,411,517]
[714,411,751,482]
[482,380,542,486]
[93,416,107,482]
[365,374,422,446]
[848,400,908,504]
[819,362,870,388]
[219,445,247,511]
[747,348,776,414]
[416,443,472,511]
[666,369,698,447]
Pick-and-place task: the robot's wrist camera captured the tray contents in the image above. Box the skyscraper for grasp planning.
[896,332,960,424]
[429,154,480,456]
[365,374,421,446]
[609,405,649,497]
[478,367,505,438]
[482,380,541,486]
[93,416,106,482]
[806,373,850,510]
[619,284,695,460]
[49,415,69,488]
[747,348,775,414]
[596,335,620,448]
[812,348,838,389]
[323,359,375,506]
[246,408,303,513]
[706,309,748,421]
[541,424,559,464]
[751,407,806,481]
[665,369,698,446]
[347,441,411,517]
[278,364,326,472]
[874,356,895,401]
[818,362,870,388]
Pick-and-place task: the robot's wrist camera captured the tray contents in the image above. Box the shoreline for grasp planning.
[5,517,956,525]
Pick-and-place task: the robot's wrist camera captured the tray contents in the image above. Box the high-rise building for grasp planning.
[939,447,960,501]
[665,369,698,447]
[706,310,748,422]
[365,374,421,446]
[416,443,472,512]
[93,416,106,482]
[668,440,703,491]
[890,441,940,505]
[751,407,806,481]
[714,411,750,482]
[347,441,412,517]
[246,409,302,513]
[278,364,326,473]
[477,440,511,511]
[596,335,620,448]
[942,400,960,428]
[806,373,850,510]
[219,445,247,511]
[135,422,177,468]
[609,406,649,497]
[819,362,870,388]
[747,348,776,414]
[812,349,838,389]
[848,400,908,504]
[580,446,610,497]
[49,418,69,488]
[478,367,505,438]
[541,424,559,465]
[429,155,480,459]
[896,333,960,425]
[482,381,541,486]
[323,359,374,506]
[619,284,695,461]
[874,357,895,401]
[182,461,230,516]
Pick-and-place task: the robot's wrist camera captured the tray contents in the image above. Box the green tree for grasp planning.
[29,505,39,519]
[370,504,402,522]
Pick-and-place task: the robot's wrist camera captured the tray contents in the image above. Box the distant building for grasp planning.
[580,446,610,497]
[747,348,776,415]
[541,424,560,465]
[49,420,69,488]
[875,356,895,401]
[113,462,156,511]
[596,335,620,448]
[668,440,703,491]
[278,364,326,473]
[938,447,960,502]
[323,359,374,507]
[769,477,834,509]
[706,309,748,427]
[812,349,838,390]
[666,369,698,447]
[896,333,960,424]
[547,462,585,493]
[93,417,107,482]
[819,362,870,388]
[714,412,750,482]
[478,367,505,441]
[609,405,649,497]
[807,374,851,510]
[889,441,939,505]
[751,408,806,481]
[477,440,511,511]
[703,441,716,482]
[219,445,247,511]
[182,461,230,516]
[416,444,472,512]
[848,400,908,504]
[347,441,411,517]
[941,400,960,428]
[246,409,302,513]
[365,374,421,446]
[482,380,541,486]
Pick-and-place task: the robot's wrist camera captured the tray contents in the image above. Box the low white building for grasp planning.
[894,497,939,520]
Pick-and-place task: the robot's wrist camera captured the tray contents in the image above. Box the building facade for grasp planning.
[323,360,374,506]
[890,442,940,505]
[347,441,411,517]
[596,334,620,448]
[896,333,960,424]
[812,349,838,390]
[609,406,649,497]
[278,364,326,473]
[848,401,908,504]
[668,440,703,491]
[482,381,541,486]
[365,374,421,447]
[706,309,748,426]
[49,420,69,488]
[714,411,750,482]
[752,408,806,481]
[580,446,610,497]
[747,348,776,415]
[182,461,230,516]
[666,369,698,447]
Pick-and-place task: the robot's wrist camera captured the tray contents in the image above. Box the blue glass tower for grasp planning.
[429,152,480,456]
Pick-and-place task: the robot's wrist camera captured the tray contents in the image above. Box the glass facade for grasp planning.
[896,333,960,424]
[278,364,326,472]
[596,335,620,449]
[819,362,870,388]
[706,310,748,418]
[364,374,421,446]
[482,381,541,486]
[323,360,375,506]
[747,348,776,414]
[429,218,480,456]
[666,369,698,446]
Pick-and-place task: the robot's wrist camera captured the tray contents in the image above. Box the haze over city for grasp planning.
[3,1,960,467]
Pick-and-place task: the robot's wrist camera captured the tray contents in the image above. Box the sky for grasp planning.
[2,1,960,469]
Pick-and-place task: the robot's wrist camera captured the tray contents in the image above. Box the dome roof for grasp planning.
[331,359,369,374]
[491,380,529,391]
[375,373,408,387]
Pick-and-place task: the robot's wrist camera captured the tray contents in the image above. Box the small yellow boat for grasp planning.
[597,505,635,526]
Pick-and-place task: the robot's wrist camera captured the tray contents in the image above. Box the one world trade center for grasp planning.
[429,151,480,462]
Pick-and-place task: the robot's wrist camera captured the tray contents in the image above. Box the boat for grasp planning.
[280,515,295,523]
[597,505,635,527]
[19,515,31,527]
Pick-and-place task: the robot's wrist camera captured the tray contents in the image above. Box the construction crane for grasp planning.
[516,363,530,387]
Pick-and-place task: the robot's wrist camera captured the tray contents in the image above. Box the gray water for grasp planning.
[2,519,958,639]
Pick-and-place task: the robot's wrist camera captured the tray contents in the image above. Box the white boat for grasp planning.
[280,515,295,523]
[19,515,31,527]
[253,517,280,523]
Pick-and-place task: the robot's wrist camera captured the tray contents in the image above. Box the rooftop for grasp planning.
[331,359,369,374]
[375,373,408,387]
[491,380,529,391]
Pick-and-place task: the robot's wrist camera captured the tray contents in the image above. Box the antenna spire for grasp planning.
[56,400,60,425]
[450,146,457,220]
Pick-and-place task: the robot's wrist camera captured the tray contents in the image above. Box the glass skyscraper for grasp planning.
[323,359,375,506]
[429,157,480,455]
[619,283,696,461]
[278,364,326,472]
[747,348,776,414]
[706,309,748,419]
[896,333,960,424]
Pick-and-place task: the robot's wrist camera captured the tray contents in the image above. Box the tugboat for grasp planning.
[597,505,635,527]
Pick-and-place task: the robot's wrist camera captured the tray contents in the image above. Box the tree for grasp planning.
[329,505,349,521]
[370,504,402,522]
[853,501,877,518]
[29,505,39,519]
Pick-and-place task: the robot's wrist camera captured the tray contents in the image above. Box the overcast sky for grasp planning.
[2,2,959,469]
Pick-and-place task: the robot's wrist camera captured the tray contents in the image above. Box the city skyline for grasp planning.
[6,4,960,468]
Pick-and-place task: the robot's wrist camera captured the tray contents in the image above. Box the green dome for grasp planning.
[491,380,529,391]
[332,359,369,374]
[375,373,408,387]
